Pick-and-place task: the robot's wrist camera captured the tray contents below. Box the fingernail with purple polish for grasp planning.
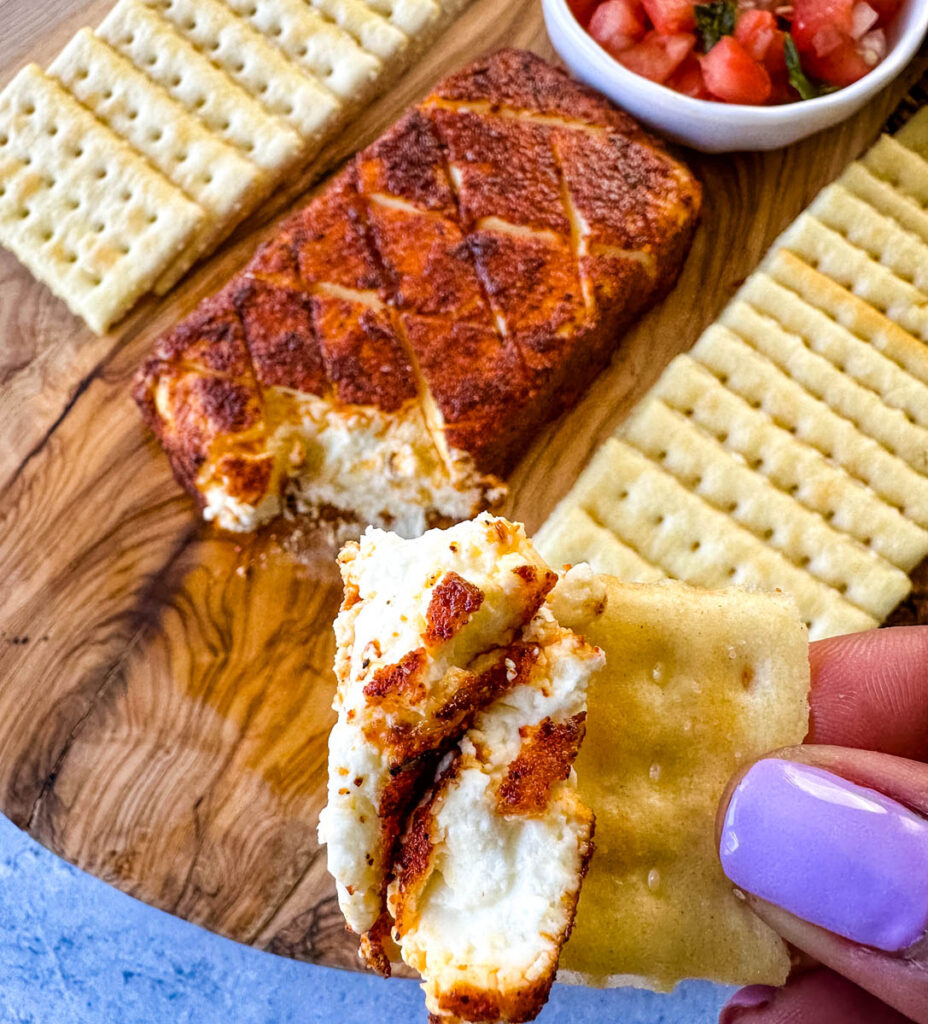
[719,759,928,952]
[719,985,776,1023]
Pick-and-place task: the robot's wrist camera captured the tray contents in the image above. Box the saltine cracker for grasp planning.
[891,104,928,158]
[535,505,666,582]
[690,325,928,528]
[773,214,928,341]
[139,0,342,141]
[0,64,201,333]
[649,356,928,573]
[307,0,409,61]
[361,0,442,35]
[552,570,809,989]
[766,249,928,388]
[618,396,910,620]
[220,0,381,103]
[98,0,303,176]
[737,270,928,437]
[844,153,928,247]
[720,298,928,476]
[49,29,266,293]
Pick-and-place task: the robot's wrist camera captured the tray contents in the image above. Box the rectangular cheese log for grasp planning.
[134,49,701,537]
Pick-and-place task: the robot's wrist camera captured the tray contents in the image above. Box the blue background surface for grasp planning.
[0,813,730,1023]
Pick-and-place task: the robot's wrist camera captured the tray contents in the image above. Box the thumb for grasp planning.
[716,746,928,1024]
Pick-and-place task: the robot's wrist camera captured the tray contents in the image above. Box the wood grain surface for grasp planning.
[1,0,927,971]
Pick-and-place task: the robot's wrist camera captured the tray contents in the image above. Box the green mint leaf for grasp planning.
[784,33,819,100]
[694,1,736,52]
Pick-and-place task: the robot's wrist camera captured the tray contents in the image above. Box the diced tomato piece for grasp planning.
[736,10,787,77]
[700,36,772,104]
[735,10,778,62]
[763,30,787,75]
[567,0,601,27]
[792,0,854,57]
[801,34,872,84]
[667,52,711,97]
[618,30,696,83]
[792,0,876,85]
[641,0,695,34]
[768,68,793,104]
[588,0,647,55]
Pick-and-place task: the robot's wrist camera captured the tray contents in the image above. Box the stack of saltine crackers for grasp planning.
[538,110,928,640]
[0,0,470,334]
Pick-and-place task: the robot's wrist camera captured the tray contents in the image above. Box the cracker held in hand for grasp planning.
[550,567,809,990]
[318,513,604,1021]
[538,110,928,636]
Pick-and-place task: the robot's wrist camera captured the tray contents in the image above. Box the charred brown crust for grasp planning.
[291,167,386,293]
[424,572,485,644]
[497,713,587,816]
[359,910,394,978]
[364,648,428,707]
[434,976,555,1024]
[357,110,457,215]
[132,289,272,501]
[391,753,461,938]
[435,642,539,726]
[430,108,569,234]
[232,277,327,395]
[365,204,488,322]
[399,314,532,477]
[211,451,275,506]
[361,752,443,972]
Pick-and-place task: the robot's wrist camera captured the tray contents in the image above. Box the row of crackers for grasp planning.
[538,109,928,640]
[0,0,469,334]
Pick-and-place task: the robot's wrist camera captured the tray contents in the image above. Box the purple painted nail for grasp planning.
[719,985,776,1023]
[719,759,928,952]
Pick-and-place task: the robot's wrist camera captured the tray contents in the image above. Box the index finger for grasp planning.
[808,626,928,760]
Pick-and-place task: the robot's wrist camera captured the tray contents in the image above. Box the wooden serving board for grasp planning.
[1,0,927,971]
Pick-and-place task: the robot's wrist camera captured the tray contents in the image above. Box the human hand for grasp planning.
[715,627,928,1024]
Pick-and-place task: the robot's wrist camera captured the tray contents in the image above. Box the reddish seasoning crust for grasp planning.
[356,109,457,215]
[363,648,429,708]
[430,48,639,135]
[430,977,555,1024]
[231,276,327,396]
[391,753,462,940]
[354,107,545,476]
[136,48,700,511]
[360,641,541,768]
[359,910,394,978]
[497,713,588,816]
[361,561,556,761]
[132,289,274,504]
[424,571,485,644]
[311,293,418,412]
[435,642,540,728]
[425,50,699,444]
[361,752,440,976]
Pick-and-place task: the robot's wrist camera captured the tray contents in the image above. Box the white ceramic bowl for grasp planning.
[542,0,928,151]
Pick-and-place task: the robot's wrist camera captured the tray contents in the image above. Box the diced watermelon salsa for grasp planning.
[572,0,902,104]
